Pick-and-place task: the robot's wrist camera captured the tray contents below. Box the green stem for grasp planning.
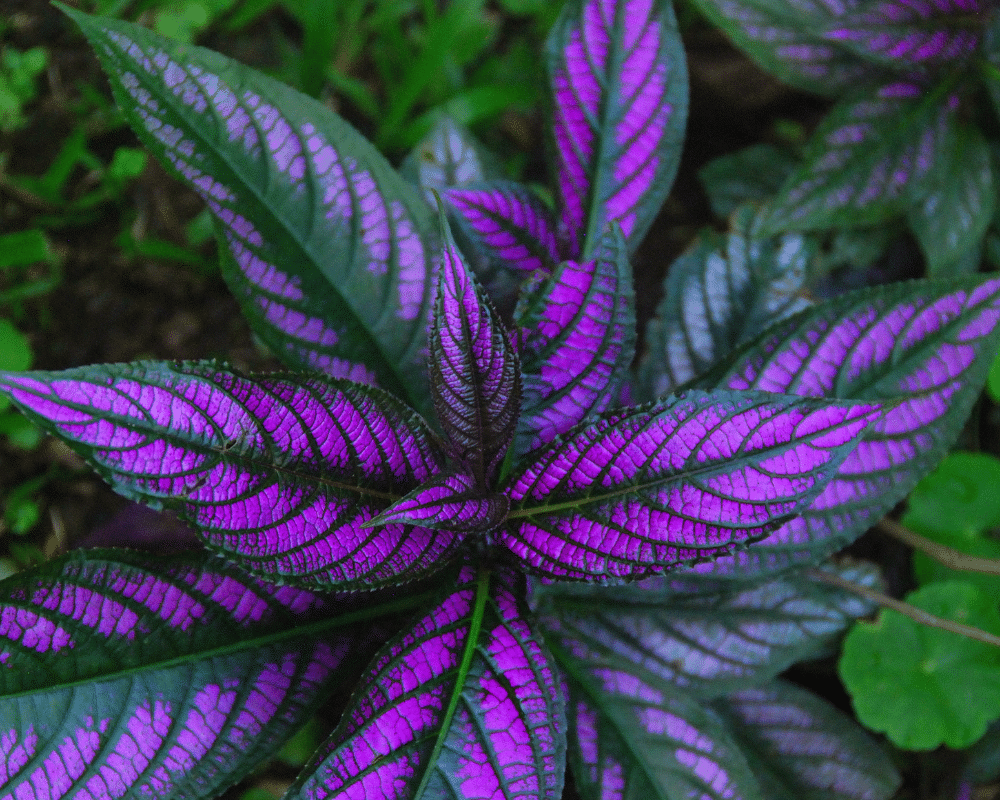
[808,568,1000,649]
[413,566,492,798]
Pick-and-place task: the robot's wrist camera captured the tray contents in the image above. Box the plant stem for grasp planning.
[808,568,1000,649]
[877,517,1000,576]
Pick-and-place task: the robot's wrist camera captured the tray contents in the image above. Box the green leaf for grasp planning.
[0,319,31,413]
[761,82,955,234]
[698,144,798,220]
[63,7,439,410]
[903,451,1000,594]
[839,581,1000,750]
[712,680,900,800]
[908,123,996,276]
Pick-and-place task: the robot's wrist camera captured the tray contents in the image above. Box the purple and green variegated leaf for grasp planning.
[534,561,879,699]
[0,361,459,590]
[516,226,636,452]
[287,569,566,800]
[546,0,688,258]
[444,183,561,273]
[371,472,510,533]
[0,550,373,800]
[65,9,438,409]
[711,680,900,800]
[760,81,957,234]
[686,0,890,96]
[561,664,761,800]
[639,207,814,400]
[430,215,521,488]
[501,390,880,581]
[401,116,505,197]
[692,274,1000,579]
[907,122,996,276]
[821,0,986,69]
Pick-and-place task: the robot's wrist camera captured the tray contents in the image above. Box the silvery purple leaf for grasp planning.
[546,0,688,257]
[687,0,892,95]
[640,207,814,399]
[502,390,880,581]
[761,81,957,234]
[0,362,459,590]
[696,274,1000,578]
[430,215,521,488]
[564,668,761,800]
[371,472,510,533]
[66,9,438,409]
[711,680,900,800]
[516,227,636,452]
[401,116,504,197]
[0,550,363,800]
[445,183,561,273]
[534,561,879,698]
[822,0,986,68]
[287,569,565,800]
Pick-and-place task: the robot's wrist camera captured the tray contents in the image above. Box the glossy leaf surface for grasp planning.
[0,550,361,800]
[641,208,813,398]
[0,362,456,590]
[373,472,510,534]
[67,9,438,407]
[535,562,879,698]
[289,570,565,800]
[696,274,1000,577]
[761,82,956,233]
[517,227,636,451]
[445,184,561,273]
[712,680,900,800]
[563,660,761,800]
[430,216,520,488]
[503,391,880,581]
[547,0,688,257]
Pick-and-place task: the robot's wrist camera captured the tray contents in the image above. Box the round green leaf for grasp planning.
[839,581,1000,750]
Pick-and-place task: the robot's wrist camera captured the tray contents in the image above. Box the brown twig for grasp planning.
[808,567,1000,649]
[877,517,1000,576]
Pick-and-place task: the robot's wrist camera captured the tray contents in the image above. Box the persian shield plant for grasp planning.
[2,1,1000,798]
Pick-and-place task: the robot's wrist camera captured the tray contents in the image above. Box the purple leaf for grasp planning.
[823,0,986,68]
[0,550,362,799]
[430,215,521,488]
[535,561,880,698]
[695,274,1000,578]
[712,680,901,800]
[288,570,565,800]
[402,116,504,196]
[687,0,892,96]
[444,183,561,273]
[0,362,459,590]
[641,207,814,398]
[547,0,688,257]
[761,81,957,233]
[516,226,636,451]
[565,669,760,800]
[65,9,438,408]
[371,472,510,533]
[502,391,880,581]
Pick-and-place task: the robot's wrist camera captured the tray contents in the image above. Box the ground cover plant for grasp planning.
[1,1,1000,799]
